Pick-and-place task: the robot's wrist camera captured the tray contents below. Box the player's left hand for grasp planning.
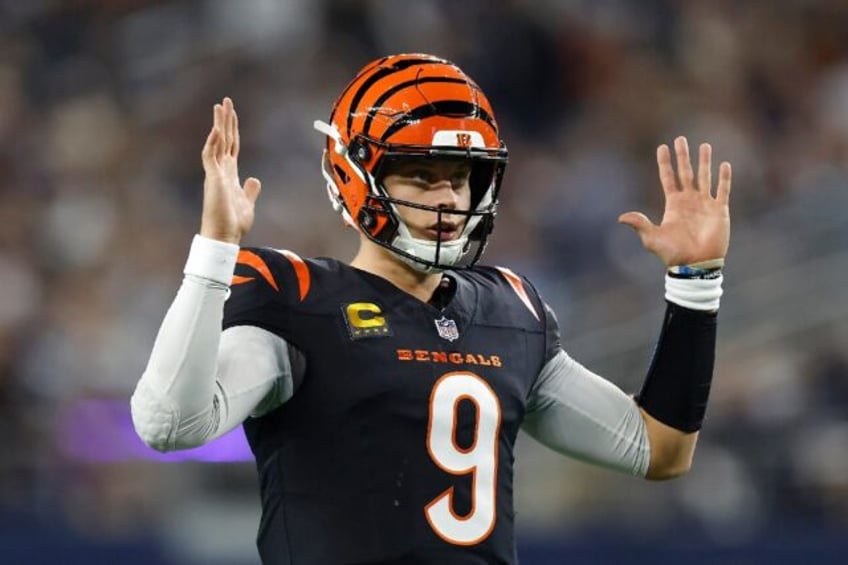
[618,136,731,267]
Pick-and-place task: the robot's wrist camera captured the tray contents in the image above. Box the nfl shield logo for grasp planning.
[434,316,460,342]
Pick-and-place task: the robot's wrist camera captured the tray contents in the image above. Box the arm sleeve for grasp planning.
[130,236,300,452]
[633,275,723,432]
[522,349,650,477]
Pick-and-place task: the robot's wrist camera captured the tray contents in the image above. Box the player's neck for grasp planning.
[350,245,443,303]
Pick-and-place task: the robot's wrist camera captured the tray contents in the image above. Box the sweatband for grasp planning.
[636,302,717,432]
[665,274,723,311]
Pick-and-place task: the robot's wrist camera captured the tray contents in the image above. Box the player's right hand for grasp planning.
[200,97,261,245]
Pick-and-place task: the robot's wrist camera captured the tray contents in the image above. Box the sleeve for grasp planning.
[522,349,650,477]
[130,236,303,453]
[629,273,722,432]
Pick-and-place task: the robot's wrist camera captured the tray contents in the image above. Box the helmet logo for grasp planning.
[431,130,485,148]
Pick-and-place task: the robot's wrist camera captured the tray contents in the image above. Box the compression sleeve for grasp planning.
[130,235,298,452]
[522,349,650,477]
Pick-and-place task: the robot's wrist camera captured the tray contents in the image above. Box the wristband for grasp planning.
[665,258,724,311]
[665,275,723,311]
[667,258,724,280]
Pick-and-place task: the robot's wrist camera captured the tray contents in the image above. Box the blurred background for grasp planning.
[1,0,847,563]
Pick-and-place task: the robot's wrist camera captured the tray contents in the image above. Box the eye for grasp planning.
[451,168,472,186]
[406,169,437,184]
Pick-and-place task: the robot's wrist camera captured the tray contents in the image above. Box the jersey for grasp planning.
[223,247,559,565]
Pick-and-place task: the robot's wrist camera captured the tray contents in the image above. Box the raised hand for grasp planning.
[618,136,731,267]
[200,97,262,245]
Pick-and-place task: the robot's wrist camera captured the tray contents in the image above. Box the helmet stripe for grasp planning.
[361,77,469,138]
[345,57,450,136]
[379,100,497,142]
[327,56,388,126]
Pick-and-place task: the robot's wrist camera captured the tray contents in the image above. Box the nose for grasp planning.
[432,181,460,210]
[435,199,464,227]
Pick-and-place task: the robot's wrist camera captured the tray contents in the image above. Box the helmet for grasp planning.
[314,53,508,272]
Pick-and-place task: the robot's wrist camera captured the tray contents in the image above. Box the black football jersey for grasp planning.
[223,247,559,565]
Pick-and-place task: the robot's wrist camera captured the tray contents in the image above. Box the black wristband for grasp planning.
[636,301,717,432]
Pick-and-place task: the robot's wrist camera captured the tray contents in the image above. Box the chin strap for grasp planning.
[387,197,470,272]
[393,232,466,274]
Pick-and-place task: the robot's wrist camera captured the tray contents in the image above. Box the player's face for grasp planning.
[381,158,473,242]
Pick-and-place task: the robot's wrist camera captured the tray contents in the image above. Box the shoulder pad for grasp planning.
[232,247,312,303]
[492,266,540,321]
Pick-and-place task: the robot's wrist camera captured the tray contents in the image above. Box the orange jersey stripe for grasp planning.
[236,250,280,292]
[231,275,255,286]
[276,249,311,302]
[494,267,540,321]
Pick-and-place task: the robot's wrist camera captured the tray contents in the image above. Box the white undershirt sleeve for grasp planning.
[522,349,650,477]
[130,235,297,452]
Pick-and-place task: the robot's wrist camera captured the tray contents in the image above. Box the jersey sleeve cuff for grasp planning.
[664,273,723,311]
[183,234,240,286]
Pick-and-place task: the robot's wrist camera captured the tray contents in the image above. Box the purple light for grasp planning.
[59,398,254,463]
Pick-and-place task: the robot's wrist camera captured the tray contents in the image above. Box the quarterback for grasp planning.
[131,54,731,564]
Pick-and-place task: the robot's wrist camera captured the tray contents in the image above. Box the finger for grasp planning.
[675,136,696,190]
[213,101,222,131]
[656,144,678,195]
[716,161,732,204]
[618,211,656,235]
[202,128,219,169]
[232,102,240,158]
[243,177,262,204]
[698,143,712,197]
[213,103,224,160]
[223,97,234,154]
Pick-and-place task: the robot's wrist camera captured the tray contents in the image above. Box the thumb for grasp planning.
[243,177,262,204]
[617,211,655,235]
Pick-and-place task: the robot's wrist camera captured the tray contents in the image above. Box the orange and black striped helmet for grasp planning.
[314,53,508,271]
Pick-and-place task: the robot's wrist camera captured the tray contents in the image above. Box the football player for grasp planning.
[131,53,731,564]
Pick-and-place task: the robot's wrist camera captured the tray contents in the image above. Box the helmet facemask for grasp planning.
[370,142,506,272]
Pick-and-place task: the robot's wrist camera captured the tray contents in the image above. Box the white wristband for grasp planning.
[665,274,723,311]
[183,234,240,286]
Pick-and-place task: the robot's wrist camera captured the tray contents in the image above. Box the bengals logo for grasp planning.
[456,132,472,148]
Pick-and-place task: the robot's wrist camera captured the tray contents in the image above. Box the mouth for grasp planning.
[426,222,460,241]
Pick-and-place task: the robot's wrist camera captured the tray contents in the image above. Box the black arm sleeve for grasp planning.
[636,301,718,433]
